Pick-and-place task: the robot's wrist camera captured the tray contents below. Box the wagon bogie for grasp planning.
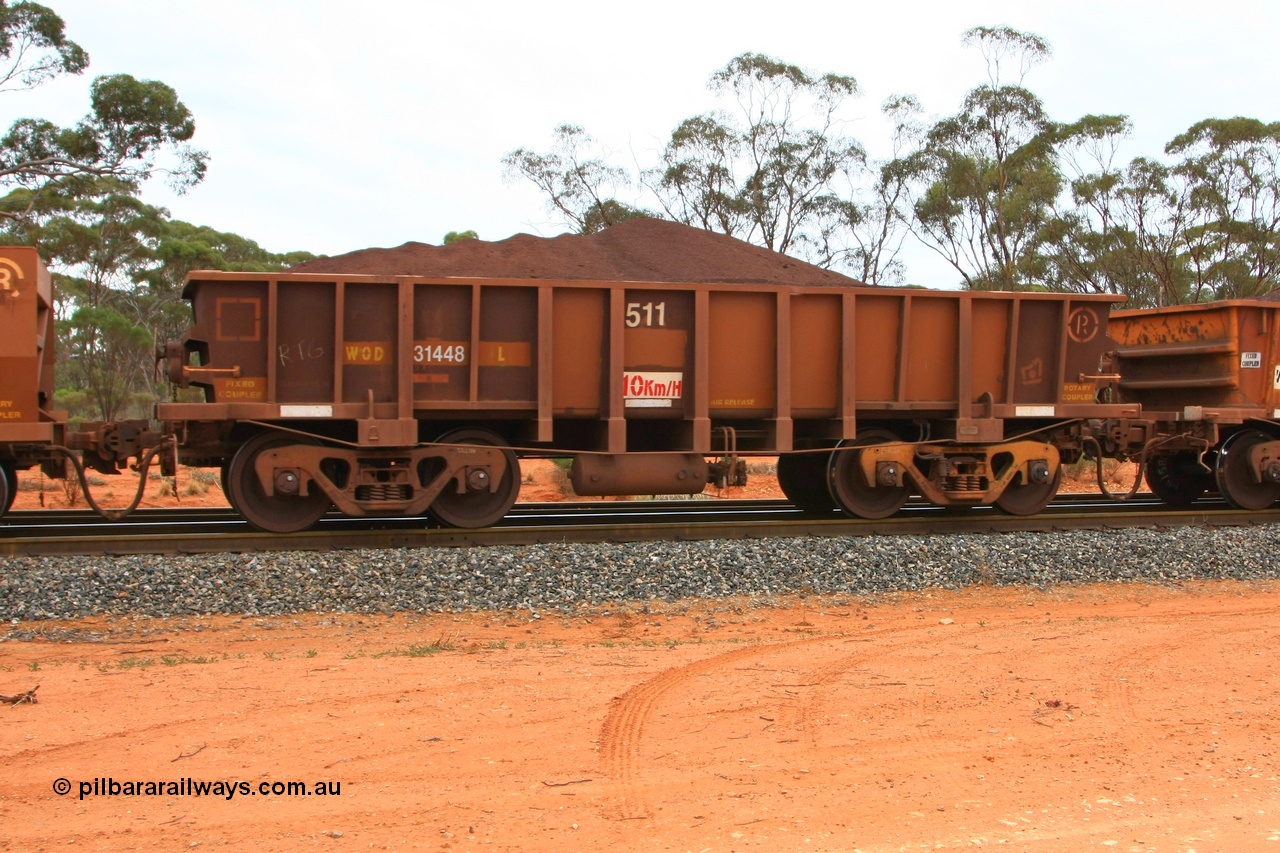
[822,436,1065,518]
[425,428,521,529]
[827,432,911,519]
[993,461,1063,516]
[220,426,520,532]
[227,431,332,533]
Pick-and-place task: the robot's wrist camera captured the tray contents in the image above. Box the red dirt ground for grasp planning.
[3,581,1277,852]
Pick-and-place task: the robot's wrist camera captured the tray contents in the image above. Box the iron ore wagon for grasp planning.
[1108,300,1280,509]
[156,265,1130,531]
[0,246,55,514]
[0,246,167,517]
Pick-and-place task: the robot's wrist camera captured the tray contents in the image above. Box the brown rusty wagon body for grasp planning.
[0,247,57,513]
[157,270,1129,530]
[0,247,169,520]
[1109,301,1280,509]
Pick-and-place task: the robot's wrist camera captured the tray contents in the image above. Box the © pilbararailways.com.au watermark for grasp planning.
[53,777,341,801]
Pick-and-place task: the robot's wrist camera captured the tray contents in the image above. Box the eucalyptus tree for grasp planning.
[817,94,922,285]
[650,52,865,263]
[0,3,206,219]
[504,54,889,278]
[501,124,647,234]
[1037,116,1280,306]
[895,26,1063,289]
[1166,117,1280,300]
[3,181,167,419]
[1039,146,1197,307]
[0,1,85,90]
[1032,114,1144,298]
[0,2,209,417]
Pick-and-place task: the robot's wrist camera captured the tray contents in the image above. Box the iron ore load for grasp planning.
[5,219,1280,532]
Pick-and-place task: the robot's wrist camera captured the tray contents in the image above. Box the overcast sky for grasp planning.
[16,1,1280,286]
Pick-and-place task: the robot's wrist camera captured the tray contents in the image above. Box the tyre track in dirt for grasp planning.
[597,639,827,820]
[770,621,1012,815]
[1094,608,1278,765]
[779,626,972,746]
[596,627,960,821]
[596,610,1237,828]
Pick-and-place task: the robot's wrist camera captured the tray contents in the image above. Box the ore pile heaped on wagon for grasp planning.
[289,217,868,286]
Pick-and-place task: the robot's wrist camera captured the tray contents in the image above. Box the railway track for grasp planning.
[0,493,1275,557]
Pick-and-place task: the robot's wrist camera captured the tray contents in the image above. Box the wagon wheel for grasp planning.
[776,451,838,514]
[1214,430,1280,510]
[995,465,1062,516]
[1144,452,1211,506]
[0,463,12,519]
[828,431,910,520]
[428,429,521,529]
[219,461,237,513]
[227,432,331,533]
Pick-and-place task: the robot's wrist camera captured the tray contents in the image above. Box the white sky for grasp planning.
[13,1,1280,287]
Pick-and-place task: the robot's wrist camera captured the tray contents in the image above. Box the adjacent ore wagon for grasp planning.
[158,268,1130,531]
[0,247,166,517]
[0,246,55,513]
[1108,300,1280,509]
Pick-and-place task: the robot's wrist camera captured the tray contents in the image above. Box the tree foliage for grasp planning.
[1033,118,1280,305]
[1167,117,1280,300]
[650,53,865,262]
[0,3,268,420]
[501,125,647,234]
[442,229,478,244]
[0,1,206,224]
[494,31,1277,303]
[818,94,922,285]
[0,180,167,419]
[0,1,86,91]
[893,27,1065,289]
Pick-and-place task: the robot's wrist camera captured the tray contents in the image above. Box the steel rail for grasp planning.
[0,494,1272,557]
